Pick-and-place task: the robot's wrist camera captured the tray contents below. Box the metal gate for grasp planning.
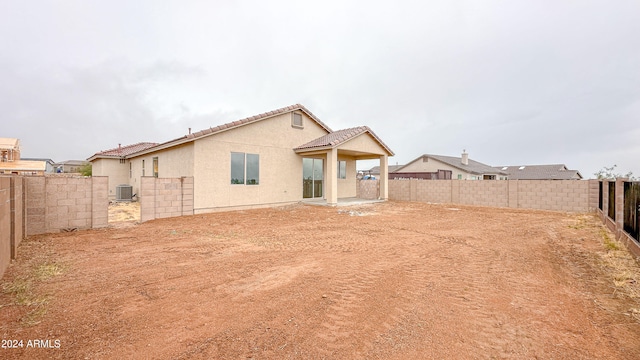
[623,182,640,242]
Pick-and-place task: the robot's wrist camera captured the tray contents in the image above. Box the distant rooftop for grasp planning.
[495,164,583,180]
[396,153,507,175]
[56,160,90,166]
[88,142,159,160]
[366,165,404,175]
[22,158,55,163]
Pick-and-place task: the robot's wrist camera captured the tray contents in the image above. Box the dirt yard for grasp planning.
[1,201,640,359]
[107,201,140,225]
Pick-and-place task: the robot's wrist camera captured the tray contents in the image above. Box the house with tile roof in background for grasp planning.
[88,142,159,199]
[494,164,582,180]
[391,150,508,180]
[88,104,394,209]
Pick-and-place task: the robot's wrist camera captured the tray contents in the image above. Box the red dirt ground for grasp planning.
[1,201,639,359]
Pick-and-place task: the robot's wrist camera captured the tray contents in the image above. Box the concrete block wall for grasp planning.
[10,177,24,259]
[415,180,452,203]
[459,181,508,207]
[0,177,10,279]
[388,180,411,201]
[92,177,109,228]
[515,180,592,212]
[140,177,194,222]
[25,176,108,236]
[357,180,379,200]
[181,177,194,216]
[25,176,46,235]
[0,176,28,279]
[383,179,599,213]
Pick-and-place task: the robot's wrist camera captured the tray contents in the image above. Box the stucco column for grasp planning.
[379,155,388,200]
[326,148,338,205]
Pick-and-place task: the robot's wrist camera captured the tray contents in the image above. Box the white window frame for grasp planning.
[291,112,303,128]
[337,160,346,179]
[231,152,260,185]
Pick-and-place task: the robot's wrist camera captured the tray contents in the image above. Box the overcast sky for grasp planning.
[2,0,638,178]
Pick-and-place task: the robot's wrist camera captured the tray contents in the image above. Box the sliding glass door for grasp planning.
[303,158,323,199]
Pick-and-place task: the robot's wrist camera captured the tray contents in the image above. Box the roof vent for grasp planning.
[116,184,133,202]
[519,166,525,170]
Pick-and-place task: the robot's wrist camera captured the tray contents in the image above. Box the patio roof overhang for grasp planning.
[293,126,394,205]
[294,146,384,160]
[293,126,394,158]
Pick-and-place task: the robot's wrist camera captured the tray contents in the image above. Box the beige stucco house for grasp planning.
[394,150,507,180]
[88,104,394,211]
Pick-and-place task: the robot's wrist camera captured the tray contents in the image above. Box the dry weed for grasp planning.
[1,261,64,326]
[595,218,640,309]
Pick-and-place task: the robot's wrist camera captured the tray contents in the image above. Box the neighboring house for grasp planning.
[21,158,56,173]
[0,138,47,175]
[89,142,159,198]
[393,150,508,180]
[88,104,394,209]
[55,160,90,174]
[495,164,583,180]
[363,164,404,178]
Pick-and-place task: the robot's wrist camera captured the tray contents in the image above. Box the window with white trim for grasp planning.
[292,112,303,128]
[153,157,159,178]
[231,152,259,185]
[337,160,346,179]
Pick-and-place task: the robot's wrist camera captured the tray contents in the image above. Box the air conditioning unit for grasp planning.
[115,184,133,201]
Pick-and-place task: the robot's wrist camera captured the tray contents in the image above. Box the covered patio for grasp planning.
[301,197,385,207]
[294,126,394,206]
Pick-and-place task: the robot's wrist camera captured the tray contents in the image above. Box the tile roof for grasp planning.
[397,154,507,175]
[294,126,395,155]
[88,142,159,160]
[494,164,583,180]
[87,104,392,160]
[125,104,335,158]
[185,103,333,141]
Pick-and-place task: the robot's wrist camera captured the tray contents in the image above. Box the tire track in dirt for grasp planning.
[315,259,382,354]
[405,230,537,358]
[312,229,445,358]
